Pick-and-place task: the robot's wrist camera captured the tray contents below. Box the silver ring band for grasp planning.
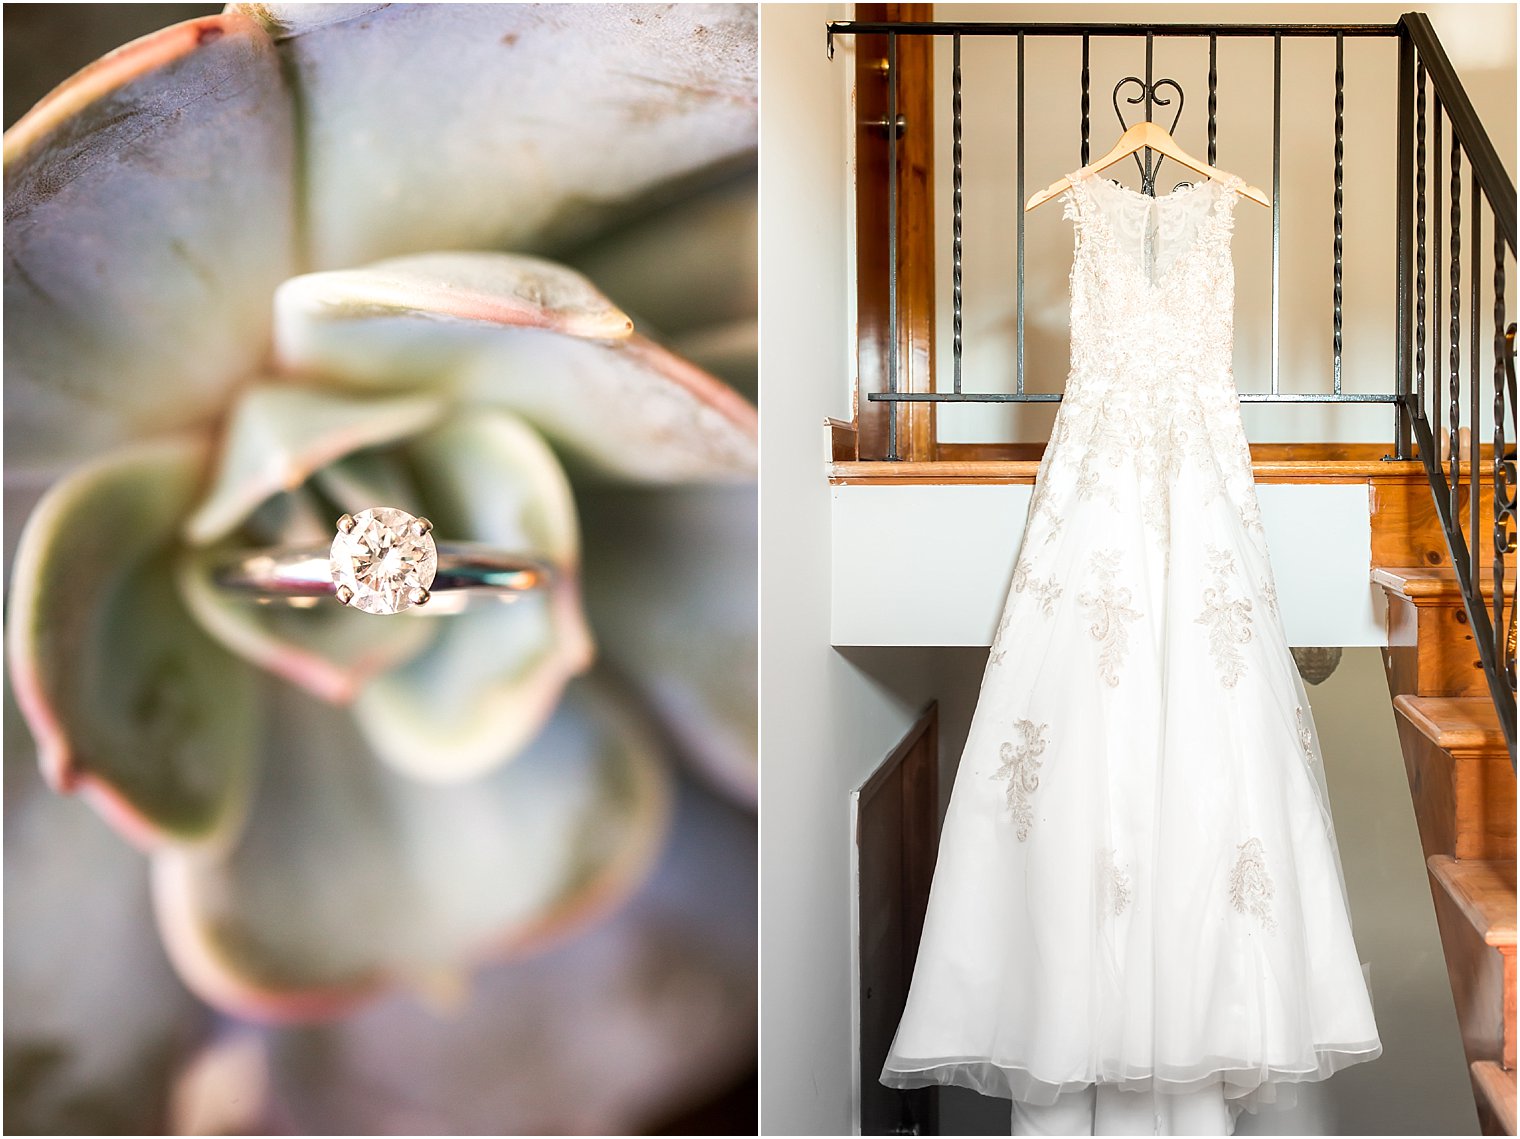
[208,506,553,616]
[211,545,551,602]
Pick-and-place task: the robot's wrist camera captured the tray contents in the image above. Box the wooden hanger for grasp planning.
[1024,119,1270,211]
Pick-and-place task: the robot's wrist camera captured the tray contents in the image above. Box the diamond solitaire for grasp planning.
[329,507,438,615]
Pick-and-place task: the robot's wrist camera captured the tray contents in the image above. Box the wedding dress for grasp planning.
[878,165,1382,1135]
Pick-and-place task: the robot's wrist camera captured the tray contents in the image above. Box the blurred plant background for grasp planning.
[4,4,757,1134]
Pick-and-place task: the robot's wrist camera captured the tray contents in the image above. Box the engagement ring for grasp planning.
[211,506,551,615]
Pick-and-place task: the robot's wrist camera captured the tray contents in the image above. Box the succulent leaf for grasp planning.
[260,779,756,1134]
[184,384,444,546]
[234,3,758,268]
[4,733,209,1135]
[4,12,297,476]
[7,440,257,847]
[152,679,670,1021]
[352,411,594,781]
[177,548,437,709]
[274,253,757,483]
[580,485,757,803]
[566,170,758,349]
[178,453,438,707]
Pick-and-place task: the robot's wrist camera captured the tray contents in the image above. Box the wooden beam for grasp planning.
[854,3,936,461]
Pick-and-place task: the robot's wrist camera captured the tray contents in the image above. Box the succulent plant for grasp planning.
[4,4,757,1132]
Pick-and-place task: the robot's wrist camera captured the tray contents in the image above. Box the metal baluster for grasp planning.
[1207,34,1218,166]
[1333,32,1344,395]
[887,32,899,461]
[1471,168,1482,584]
[952,33,964,395]
[1395,29,1414,458]
[1144,31,1155,193]
[1410,60,1422,416]
[1415,59,1427,416]
[1494,219,1508,678]
[1434,98,1444,449]
[1081,35,1090,167]
[1450,133,1462,528]
[1271,33,1282,395]
[1016,32,1026,397]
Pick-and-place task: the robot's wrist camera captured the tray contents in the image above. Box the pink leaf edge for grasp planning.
[4,12,269,164]
[151,708,671,1023]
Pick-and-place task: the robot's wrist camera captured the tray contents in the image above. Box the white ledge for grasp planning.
[830,482,1384,647]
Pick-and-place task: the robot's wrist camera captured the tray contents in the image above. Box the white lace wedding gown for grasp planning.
[879,166,1382,1133]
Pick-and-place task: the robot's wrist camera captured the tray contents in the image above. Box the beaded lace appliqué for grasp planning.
[1099,847,1133,917]
[1229,837,1277,932]
[989,610,1012,666]
[1079,549,1142,687]
[1025,476,1066,546]
[993,719,1049,841]
[1196,544,1254,687]
[1296,705,1319,766]
[1013,558,1063,617]
[1261,575,1281,621]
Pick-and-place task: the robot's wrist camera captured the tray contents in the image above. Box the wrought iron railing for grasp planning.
[828,19,1412,448]
[1399,12,1516,759]
[827,14,1517,761]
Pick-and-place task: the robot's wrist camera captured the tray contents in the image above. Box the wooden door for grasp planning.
[853,703,942,1135]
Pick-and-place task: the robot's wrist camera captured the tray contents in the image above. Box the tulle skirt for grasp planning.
[878,409,1382,1116]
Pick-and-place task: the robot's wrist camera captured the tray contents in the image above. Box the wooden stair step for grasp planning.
[1378,569,1510,699]
[1429,855,1518,951]
[1470,1060,1517,1137]
[1390,703,1516,861]
[1428,856,1517,1074]
[1394,695,1509,756]
[1372,564,1516,602]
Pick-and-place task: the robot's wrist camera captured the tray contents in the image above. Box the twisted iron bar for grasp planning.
[952,33,963,394]
[1080,36,1090,166]
[1207,35,1217,166]
[1500,320,1518,693]
[1496,248,1515,694]
[1415,60,1427,413]
[1470,167,1482,589]
[1434,97,1444,447]
[1450,132,1462,528]
[1333,32,1345,394]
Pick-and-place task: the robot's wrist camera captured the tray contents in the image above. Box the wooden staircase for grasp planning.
[1374,537,1517,1134]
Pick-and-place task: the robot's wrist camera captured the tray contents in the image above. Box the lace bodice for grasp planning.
[1026,165,1262,556]
[1062,165,1244,401]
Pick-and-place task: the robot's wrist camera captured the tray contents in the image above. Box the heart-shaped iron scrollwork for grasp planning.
[1111,76,1186,196]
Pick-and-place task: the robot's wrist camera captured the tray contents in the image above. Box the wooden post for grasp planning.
[854,3,937,461]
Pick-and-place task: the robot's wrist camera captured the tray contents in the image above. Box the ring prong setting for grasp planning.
[328,506,439,615]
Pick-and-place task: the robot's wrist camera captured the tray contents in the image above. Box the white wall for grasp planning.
[759,6,963,1133]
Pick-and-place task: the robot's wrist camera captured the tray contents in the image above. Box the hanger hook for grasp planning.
[1112,75,1186,194]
